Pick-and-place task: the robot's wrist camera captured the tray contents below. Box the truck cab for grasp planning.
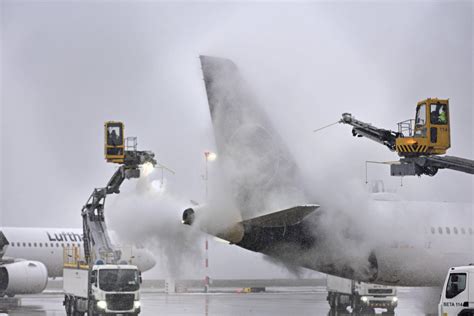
[64,263,142,316]
[396,98,451,157]
[354,282,398,313]
[439,265,474,316]
[327,275,398,314]
[90,264,142,315]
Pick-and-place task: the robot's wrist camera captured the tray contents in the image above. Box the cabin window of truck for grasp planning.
[446,273,466,299]
[430,103,448,125]
[414,104,427,137]
[415,104,426,126]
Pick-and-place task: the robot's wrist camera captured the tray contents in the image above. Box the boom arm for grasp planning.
[338,113,473,177]
[82,150,156,265]
[340,113,400,151]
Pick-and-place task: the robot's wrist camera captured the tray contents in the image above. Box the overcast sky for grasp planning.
[0,1,472,279]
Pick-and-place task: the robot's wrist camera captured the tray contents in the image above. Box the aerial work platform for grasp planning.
[315,98,474,177]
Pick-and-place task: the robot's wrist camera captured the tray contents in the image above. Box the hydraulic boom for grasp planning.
[317,98,474,177]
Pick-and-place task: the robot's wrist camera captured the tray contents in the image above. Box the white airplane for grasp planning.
[182,56,474,288]
[0,227,156,297]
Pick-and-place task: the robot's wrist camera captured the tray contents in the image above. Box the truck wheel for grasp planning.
[334,293,346,311]
[87,306,98,316]
[72,302,85,316]
[327,292,335,309]
[351,299,360,313]
[65,296,74,316]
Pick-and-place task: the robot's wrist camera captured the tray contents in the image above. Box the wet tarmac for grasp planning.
[0,288,435,316]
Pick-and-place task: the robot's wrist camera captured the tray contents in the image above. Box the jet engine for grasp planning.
[182,208,195,226]
[0,261,48,296]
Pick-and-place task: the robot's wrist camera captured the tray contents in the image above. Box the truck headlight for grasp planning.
[97,300,107,309]
[392,297,398,303]
[361,296,368,303]
[134,301,141,309]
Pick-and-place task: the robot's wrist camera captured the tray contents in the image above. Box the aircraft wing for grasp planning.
[241,204,319,228]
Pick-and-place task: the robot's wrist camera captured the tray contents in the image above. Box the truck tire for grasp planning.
[334,293,347,311]
[327,292,336,309]
[351,297,360,314]
[64,296,72,316]
[71,301,85,316]
[87,305,98,316]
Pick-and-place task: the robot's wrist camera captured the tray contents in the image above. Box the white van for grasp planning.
[439,265,474,316]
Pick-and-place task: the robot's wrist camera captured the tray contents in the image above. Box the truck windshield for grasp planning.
[446,273,466,299]
[99,269,139,292]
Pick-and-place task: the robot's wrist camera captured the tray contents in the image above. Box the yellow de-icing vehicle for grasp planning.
[325,98,474,177]
[395,98,450,157]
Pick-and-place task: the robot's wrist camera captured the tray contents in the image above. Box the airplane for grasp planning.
[182,55,474,287]
[0,227,156,297]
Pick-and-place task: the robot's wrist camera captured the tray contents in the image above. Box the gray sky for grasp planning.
[1,1,472,279]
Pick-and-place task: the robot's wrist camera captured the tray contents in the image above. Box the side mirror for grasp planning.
[90,274,97,286]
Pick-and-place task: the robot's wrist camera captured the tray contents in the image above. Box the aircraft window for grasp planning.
[446,273,466,299]
[18,242,21,247]
[461,228,466,234]
[446,227,451,234]
[56,243,59,248]
[469,228,473,235]
[39,243,43,247]
[11,243,14,247]
[45,243,48,247]
[67,243,70,248]
[430,227,435,234]
[23,242,26,247]
[28,243,31,247]
[34,243,37,247]
[438,227,443,234]
[453,227,458,235]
